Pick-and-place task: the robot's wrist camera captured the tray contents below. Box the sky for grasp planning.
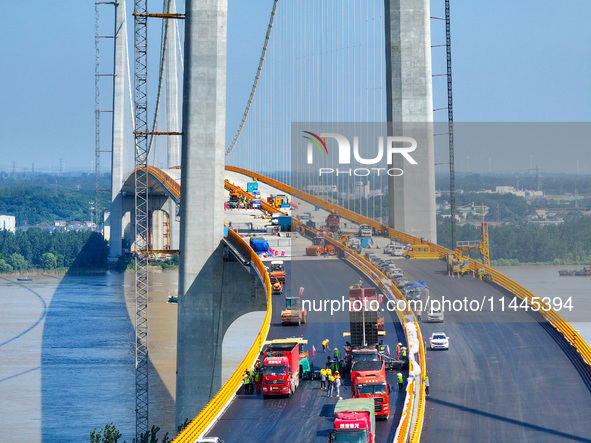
[0,1,589,176]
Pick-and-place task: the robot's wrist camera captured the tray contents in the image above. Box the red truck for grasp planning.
[326,212,341,233]
[329,398,376,443]
[261,339,306,398]
[350,360,390,419]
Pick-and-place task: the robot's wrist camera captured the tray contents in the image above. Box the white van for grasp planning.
[390,245,405,256]
[359,224,372,237]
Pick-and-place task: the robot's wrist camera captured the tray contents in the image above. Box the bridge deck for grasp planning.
[399,259,591,443]
[206,258,406,442]
[207,257,591,442]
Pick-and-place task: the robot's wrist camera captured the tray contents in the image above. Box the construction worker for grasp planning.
[249,368,255,393]
[356,279,362,288]
[334,372,342,398]
[254,371,261,393]
[397,373,404,392]
[424,375,430,396]
[327,372,335,397]
[273,281,281,292]
[401,347,407,359]
[333,347,339,359]
[320,368,327,390]
[396,342,402,360]
[243,371,251,394]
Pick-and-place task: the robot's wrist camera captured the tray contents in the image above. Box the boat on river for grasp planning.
[558,266,591,276]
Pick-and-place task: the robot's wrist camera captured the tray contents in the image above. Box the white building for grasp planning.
[0,215,16,233]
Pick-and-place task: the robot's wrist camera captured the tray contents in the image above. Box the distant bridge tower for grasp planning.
[109,0,128,257]
[385,0,437,242]
[166,0,181,168]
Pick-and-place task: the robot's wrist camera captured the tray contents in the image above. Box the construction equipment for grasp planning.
[272,281,283,295]
[281,287,308,325]
[452,203,490,267]
[269,260,286,283]
[305,237,336,256]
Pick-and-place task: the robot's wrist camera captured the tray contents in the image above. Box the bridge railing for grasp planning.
[173,229,272,443]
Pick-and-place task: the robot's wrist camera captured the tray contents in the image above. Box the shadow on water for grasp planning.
[41,263,175,440]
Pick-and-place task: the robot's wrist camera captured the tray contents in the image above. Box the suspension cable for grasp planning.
[225,0,279,157]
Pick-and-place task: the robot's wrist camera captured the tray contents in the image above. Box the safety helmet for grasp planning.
[320,369,326,375]
[327,369,332,375]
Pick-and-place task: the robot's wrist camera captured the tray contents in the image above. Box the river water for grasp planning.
[0,265,588,441]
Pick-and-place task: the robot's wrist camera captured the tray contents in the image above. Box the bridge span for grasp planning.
[127,166,591,442]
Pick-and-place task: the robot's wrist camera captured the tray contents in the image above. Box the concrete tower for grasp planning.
[176,0,227,425]
[109,0,128,257]
[166,0,181,168]
[385,0,437,242]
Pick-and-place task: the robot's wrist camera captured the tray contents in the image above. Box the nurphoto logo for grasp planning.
[302,131,419,177]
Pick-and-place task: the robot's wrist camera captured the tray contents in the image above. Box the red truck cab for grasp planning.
[350,361,390,419]
[261,339,304,397]
[329,398,375,443]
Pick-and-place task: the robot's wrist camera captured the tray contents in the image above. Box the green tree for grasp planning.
[0,258,13,273]
[8,253,28,271]
[90,422,121,443]
[40,252,58,270]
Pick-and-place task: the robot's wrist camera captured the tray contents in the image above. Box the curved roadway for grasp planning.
[206,258,407,442]
[399,259,591,443]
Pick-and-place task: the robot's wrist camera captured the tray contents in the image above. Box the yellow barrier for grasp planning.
[173,230,272,442]
[131,166,182,198]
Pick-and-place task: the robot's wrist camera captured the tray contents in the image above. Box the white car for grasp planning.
[429,332,449,350]
[427,308,444,323]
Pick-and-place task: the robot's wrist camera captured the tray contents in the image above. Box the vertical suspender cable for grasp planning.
[446,0,456,250]
[225,0,278,159]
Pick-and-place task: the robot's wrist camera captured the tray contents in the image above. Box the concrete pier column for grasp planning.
[385,0,437,242]
[176,0,228,425]
[109,0,128,257]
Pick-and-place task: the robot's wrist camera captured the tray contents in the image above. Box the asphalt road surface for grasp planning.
[207,258,407,442]
[207,256,591,442]
[396,259,591,443]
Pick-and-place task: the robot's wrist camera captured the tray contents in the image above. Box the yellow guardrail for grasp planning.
[173,229,272,443]
[131,166,182,198]
[225,165,591,441]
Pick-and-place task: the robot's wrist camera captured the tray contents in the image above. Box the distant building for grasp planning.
[0,215,16,233]
[54,219,67,229]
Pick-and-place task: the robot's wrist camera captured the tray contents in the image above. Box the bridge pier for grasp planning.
[176,255,267,425]
[176,0,232,427]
